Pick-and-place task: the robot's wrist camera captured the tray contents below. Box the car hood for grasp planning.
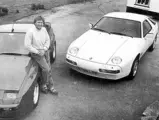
[76,30,129,64]
[0,55,31,91]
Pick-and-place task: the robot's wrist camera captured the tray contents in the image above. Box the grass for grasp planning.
[0,0,94,25]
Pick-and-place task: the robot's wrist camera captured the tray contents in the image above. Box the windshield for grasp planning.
[92,17,141,38]
[0,33,28,54]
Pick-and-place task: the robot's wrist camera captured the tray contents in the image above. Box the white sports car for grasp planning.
[66,12,158,80]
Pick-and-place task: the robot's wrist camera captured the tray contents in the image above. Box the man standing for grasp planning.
[24,16,58,95]
[41,17,55,66]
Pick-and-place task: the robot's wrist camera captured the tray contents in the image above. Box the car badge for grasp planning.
[89,57,93,60]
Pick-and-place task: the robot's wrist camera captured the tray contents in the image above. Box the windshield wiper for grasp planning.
[0,53,29,56]
[110,32,133,38]
[92,28,110,34]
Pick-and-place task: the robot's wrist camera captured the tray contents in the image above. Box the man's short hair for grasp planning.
[34,16,45,24]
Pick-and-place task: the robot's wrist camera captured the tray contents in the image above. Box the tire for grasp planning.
[31,81,40,108]
[50,42,56,64]
[127,57,139,80]
[149,35,157,52]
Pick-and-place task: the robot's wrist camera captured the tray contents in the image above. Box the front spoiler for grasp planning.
[66,54,125,80]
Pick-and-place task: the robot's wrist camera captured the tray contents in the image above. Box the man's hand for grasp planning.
[38,49,45,56]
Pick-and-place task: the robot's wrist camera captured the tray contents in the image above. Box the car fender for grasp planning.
[107,39,141,75]
[17,60,39,98]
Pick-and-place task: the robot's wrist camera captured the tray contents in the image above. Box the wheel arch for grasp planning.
[126,53,140,79]
[129,53,140,70]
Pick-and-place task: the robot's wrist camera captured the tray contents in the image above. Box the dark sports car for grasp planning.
[0,22,56,118]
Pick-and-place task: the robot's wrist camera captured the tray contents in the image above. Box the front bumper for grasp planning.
[0,104,19,119]
[0,103,19,110]
[66,54,125,80]
[0,97,21,109]
[0,98,21,118]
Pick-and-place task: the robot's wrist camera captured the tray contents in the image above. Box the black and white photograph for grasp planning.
[0,0,159,120]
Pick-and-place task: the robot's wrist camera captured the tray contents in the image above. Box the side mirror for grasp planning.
[89,23,93,29]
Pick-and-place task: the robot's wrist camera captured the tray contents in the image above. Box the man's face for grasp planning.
[35,20,43,30]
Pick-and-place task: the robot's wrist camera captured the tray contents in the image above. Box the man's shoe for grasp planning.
[41,85,48,94]
[49,87,58,95]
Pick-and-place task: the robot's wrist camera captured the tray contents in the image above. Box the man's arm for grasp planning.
[24,30,39,54]
[43,28,50,51]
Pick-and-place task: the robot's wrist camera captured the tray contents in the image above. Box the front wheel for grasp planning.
[31,81,40,108]
[127,58,139,80]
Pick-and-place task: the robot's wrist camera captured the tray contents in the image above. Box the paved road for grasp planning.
[10,1,159,120]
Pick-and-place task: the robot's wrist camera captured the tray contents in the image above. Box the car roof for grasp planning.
[12,23,34,33]
[105,12,148,22]
[0,22,34,33]
[0,24,13,32]
[0,21,52,33]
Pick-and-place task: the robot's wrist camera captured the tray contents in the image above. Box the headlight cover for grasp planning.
[111,57,122,64]
[3,91,18,100]
[99,64,121,74]
[68,47,79,56]
[4,93,17,100]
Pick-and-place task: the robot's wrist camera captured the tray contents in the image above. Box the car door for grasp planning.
[142,19,154,50]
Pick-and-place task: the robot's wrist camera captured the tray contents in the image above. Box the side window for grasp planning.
[148,18,156,25]
[136,0,150,7]
[143,20,152,37]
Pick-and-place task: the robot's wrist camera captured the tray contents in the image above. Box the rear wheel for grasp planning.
[50,42,56,64]
[127,57,139,80]
[149,35,157,52]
